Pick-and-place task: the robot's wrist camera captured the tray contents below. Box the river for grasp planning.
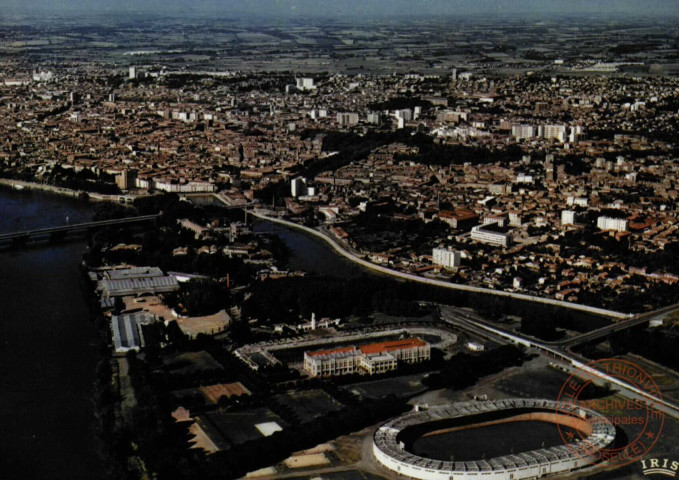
[0,187,104,479]
[253,219,368,278]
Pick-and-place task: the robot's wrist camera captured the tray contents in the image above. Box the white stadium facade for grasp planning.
[373,398,616,480]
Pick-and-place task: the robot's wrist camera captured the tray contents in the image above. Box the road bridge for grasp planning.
[0,214,160,246]
[553,302,679,348]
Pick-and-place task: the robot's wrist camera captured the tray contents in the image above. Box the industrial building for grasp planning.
[111,312,156,353]
[101,275,179,298]
[97,266,180,298]
[303,338,430,377]
[103,266,164,280]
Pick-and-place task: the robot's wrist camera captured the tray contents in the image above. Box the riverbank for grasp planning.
[248,210,630,320]
[0,178,139,203]
[0,178,630,322]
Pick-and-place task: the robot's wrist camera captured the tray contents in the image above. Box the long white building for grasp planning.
[154,180,216,193]
[597,216,628,232]
[471,223,511,248]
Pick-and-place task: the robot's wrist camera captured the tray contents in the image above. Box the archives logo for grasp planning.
[641,458,679,477]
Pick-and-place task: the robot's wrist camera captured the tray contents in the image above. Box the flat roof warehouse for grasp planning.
[100,275,179,298]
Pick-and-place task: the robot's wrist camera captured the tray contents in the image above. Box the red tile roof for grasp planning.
[359,338,427,355]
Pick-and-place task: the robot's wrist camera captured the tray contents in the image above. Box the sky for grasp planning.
[2,0,678,18]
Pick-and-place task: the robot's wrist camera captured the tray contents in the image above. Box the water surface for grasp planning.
[253,219,367,278]
[0,188,103,479]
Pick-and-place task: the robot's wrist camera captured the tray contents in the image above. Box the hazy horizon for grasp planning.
[2,0,679,19]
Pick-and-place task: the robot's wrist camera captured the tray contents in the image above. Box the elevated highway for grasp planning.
[553,302,679,348]
[439,305,679,419]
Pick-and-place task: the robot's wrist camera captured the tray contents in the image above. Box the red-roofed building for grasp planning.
[437,209,479,229]
[358,338,430,363]
[303,337,430,377]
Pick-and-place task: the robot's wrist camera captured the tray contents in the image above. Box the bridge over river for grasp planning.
[0,214,160,247]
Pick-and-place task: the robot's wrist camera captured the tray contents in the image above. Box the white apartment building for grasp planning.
[567,196,589,207]
[508,212,522,227]
[336,112,359,126]
[483,215,506,227]
[366,112,381,125]
[597,216,628,232]
[436,110,468,123]
[291,177,307,197]
[432,248,462,268]
[542,124,567,142]
[561,210,577,226]
[395,109,413,121]
[296,77,316,90]
[310,108,328,120]
[512,124,536,141]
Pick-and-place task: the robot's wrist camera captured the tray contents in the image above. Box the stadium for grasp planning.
[373,398,616,480]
